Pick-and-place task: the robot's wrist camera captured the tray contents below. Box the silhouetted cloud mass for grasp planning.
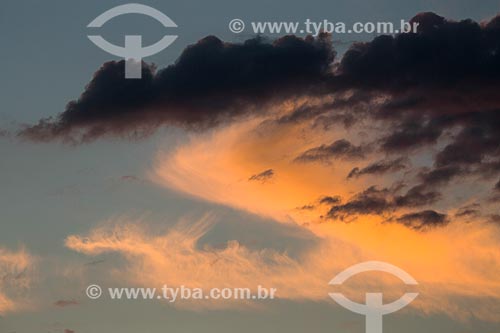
[20,34,334,143]
[326,184,441,221]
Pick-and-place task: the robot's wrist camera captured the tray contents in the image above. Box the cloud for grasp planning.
[54,299,79,307]
[248,169,275,183]
[347,157,408,179]
[455,203,482,219]
[19,34,334,143]
[394,210,449,230]
[337,12,500,90]
[326,186,392,218]
[393,185,441,208]
[17,14,500,208]
[294,139,367,163]
[326,184,441,222]
[60,12,500,322]
[152,116,362,223]
[418,166,462,188]
[5,10,500,326]
[0,129,10,138]
[319,196,341,205]
[332,13,500,195]
[489,214,500,223]
[65,215,500,320]
[18,11,500,180]
[0,246,35,315]
[379,117,444,152]
[15,14,500,224]
[64,215,329,309]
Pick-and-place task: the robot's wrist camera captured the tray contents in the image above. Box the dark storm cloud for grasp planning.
[394,210,449,230]
[248,169,275,183]
[294,139,367,163]
[281,10,500,201]
[20,34,334,142]
[337,12,500,90]
[334,13,500,193]
[326,184,440,221]
[347,157,408,179]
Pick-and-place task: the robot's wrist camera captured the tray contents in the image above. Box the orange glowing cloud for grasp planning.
[65,214,500,320]
[0,246,35,315]
[151,112,372,224]
[136,109,500,320]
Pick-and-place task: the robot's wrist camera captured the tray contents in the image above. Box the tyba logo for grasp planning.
[329,261,419,333]
[87,3,178,78]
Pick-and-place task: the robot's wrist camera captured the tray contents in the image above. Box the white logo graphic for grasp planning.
[228,19,245,33]
[86,284,103,299]
[329,261,418,333]
[87,3,178,78]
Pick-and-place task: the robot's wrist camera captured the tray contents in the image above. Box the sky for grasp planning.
[1,1,500,332]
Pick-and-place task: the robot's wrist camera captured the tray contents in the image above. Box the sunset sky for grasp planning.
[1,1,500,332]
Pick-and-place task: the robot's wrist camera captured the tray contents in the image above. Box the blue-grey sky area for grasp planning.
[1,1,500,333]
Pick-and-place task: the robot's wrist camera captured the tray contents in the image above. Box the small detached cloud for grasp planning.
[294,139,367,163]
[19,34,334,143]
[54,299,79,308]
[248,169,275,184]
[394,210,449,231]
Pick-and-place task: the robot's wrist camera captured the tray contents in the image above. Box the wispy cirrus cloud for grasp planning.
[0,246,35,315]
[65,214,500,320]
